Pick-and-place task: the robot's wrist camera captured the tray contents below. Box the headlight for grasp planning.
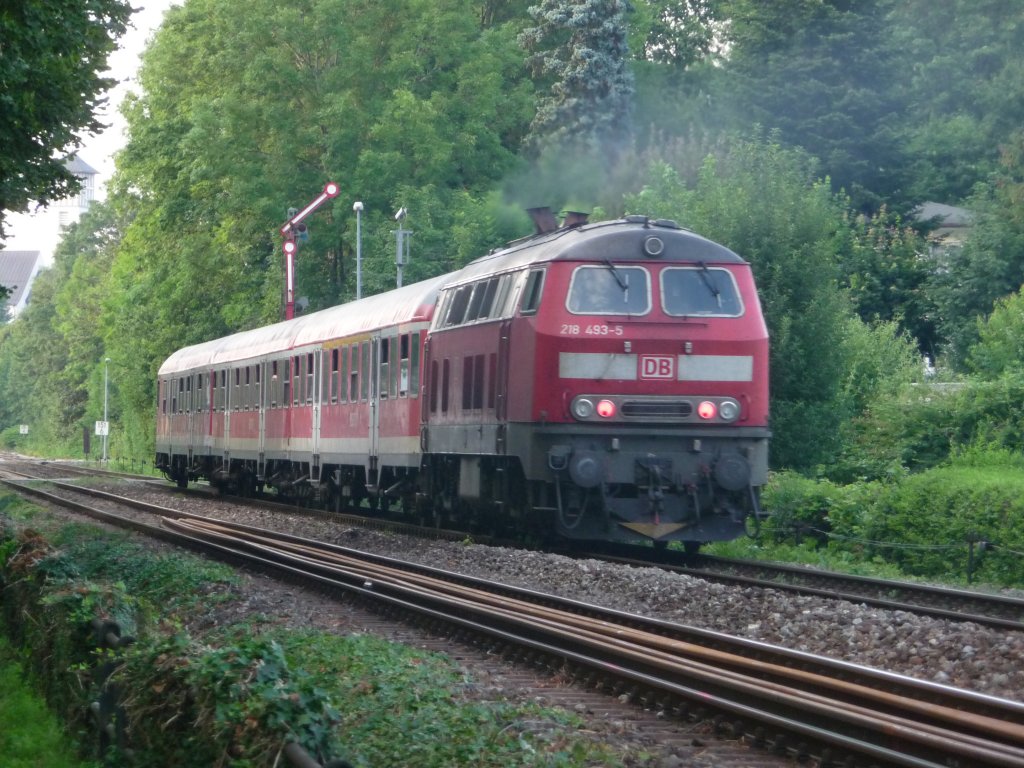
[572,398,595,419]
[719,399,740,421]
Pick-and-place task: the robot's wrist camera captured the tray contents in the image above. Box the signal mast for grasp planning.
[279,181,340,320]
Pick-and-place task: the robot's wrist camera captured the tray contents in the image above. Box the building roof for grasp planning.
[0,250,41,314]
[65,155,98,176]
[914,201,973,228]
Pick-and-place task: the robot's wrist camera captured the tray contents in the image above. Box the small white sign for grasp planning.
[95,420,109,436]
[19,424,28,435]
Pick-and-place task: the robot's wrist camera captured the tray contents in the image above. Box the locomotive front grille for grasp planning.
[621,400,694,417]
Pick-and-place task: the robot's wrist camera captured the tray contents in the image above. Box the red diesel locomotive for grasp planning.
[156,211,769,547]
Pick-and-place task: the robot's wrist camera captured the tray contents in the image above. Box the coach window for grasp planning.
[520,270,545,315]
[399,335,410,396]
[360,342,370,401]
[349,344,359,402]
[340,347,349,403]
[410,332,421,397]
[661,266,743,317]
[220,369,228,411]
[170,379,177,414]
[291,357,300,406]
[379,338,390,400]
[329,349,339,403]
[254,365,261,408]
[282,359,291,406]
[390,338,400,398]
[306,352,315,403]
[567,265,650,315]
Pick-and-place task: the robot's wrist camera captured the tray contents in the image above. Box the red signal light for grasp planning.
[596,399,616,418]
[697,400,717,419]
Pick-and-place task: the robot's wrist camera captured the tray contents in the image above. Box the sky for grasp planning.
[82,0,182,197]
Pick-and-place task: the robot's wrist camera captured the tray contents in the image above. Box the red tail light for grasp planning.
[697,400,717,419]
[596,399,616,418]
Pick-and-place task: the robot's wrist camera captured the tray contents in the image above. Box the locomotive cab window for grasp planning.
[661,266,744,317]
[567,265,650,315]
[520,269,545,315]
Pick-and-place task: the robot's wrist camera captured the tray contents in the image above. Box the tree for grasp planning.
[719,0,909,211]
[0,0,132,238]
[890,0,1024,203]
[519,0,634,152]
[928,131,1024,369]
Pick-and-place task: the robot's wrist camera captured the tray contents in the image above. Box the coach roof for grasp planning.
[158,274,449,376]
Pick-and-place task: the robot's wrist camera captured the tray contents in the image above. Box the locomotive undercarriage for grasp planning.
[526,426,770,546]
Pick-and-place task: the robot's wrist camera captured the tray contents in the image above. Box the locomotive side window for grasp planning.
[430,360,439,413]
[443,284,473,327]
[567,265,650,315]
[441,359,451,413]
[520,269,545,315]
[661,266,744,317]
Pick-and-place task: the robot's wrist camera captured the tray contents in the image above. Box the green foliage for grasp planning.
[837,207,937,356]
[827,463,1024,584]
[970,287,1024,378]
[719,0,906,211]
[2,512,635,767]
[0,0,132,237]
[519,0,634,152]
[0,629,99,768]
[926,131,1024,369]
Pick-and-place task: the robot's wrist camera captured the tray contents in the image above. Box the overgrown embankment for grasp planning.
[729,449,1024,587]
[0,491,628,767]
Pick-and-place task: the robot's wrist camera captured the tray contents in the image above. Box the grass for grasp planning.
[0,627,100,768]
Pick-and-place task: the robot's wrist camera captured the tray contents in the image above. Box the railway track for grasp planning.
[577,542,1024,632]
[10,457,1024,632]
[2,470,1024,768]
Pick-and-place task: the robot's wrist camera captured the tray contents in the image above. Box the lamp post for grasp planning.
[102,357,110,462]
[353,201,363,300]
[393,207,411,289]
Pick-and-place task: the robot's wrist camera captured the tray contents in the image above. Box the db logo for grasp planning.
[640,355,675,380]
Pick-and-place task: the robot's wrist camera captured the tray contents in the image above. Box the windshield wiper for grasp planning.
[697,261,722,308]
[603,258,628,292]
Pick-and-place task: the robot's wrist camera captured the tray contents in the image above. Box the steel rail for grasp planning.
[162,515,1024,768]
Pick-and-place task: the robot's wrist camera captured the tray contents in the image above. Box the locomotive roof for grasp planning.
[158,274,449,375]
[452,216,745,283]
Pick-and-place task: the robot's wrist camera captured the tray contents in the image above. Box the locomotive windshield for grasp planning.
[567,265,650,315]
[661,266,743,317]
